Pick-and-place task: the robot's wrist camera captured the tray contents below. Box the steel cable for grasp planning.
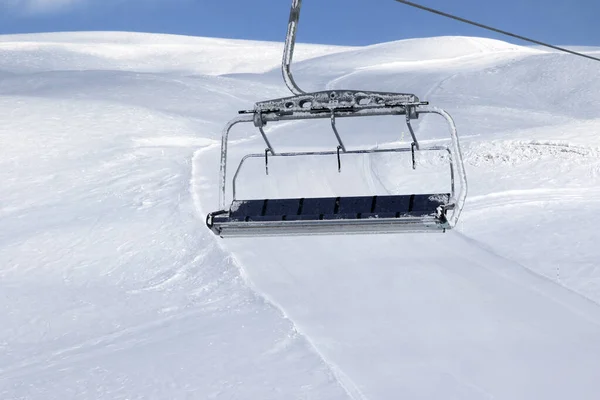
[393,0,600,63]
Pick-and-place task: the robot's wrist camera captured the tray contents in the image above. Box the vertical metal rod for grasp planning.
[419,108,468,228]
[447,149,455,197]
[219,115,255,210]
[337,146,342,172]
[405,110,419,150]
[265,149,270,175]
[282,0,306,95]
[411,142,416,170]
[258,125,276,155]
[330,113,347,152]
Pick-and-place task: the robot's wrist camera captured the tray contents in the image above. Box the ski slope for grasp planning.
[1,31,600,399]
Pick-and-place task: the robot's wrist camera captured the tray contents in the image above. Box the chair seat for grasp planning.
[207,194,451,237]
[227,194,449,221]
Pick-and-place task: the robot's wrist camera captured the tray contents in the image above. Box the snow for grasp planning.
[0,31,353,75]
[1,31,600,399]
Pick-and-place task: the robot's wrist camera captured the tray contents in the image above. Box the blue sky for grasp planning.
[0,0,598,47]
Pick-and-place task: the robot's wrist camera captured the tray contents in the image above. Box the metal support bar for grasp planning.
[337,146,342,172]
[230,145,453,203]
[282,0,305,95]
[245,90,423,120]
[418,107,468,227]
[331,113,347,152]
[448,150,455,197]
[258,125,276,155]
[265,149,270,175]
[219,114,255,209]
[406,110,419,150]
[411,142,416,170]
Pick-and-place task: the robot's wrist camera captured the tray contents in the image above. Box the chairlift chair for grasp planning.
[205,0,467,238]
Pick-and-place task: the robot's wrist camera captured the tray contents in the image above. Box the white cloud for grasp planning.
[2,0,86,14]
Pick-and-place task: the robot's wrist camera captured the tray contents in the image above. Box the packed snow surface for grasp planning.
[1,31,600,399]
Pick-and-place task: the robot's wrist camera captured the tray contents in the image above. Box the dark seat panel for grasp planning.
[338,197,374,214]
[230,199,266,219]
[227,194,450,222]
[265,198,301,216]
[374,195,411,214]
[412,194,449,212]
[301,197,338,216]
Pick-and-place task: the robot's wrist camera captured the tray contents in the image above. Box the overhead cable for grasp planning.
[394,0,600,63]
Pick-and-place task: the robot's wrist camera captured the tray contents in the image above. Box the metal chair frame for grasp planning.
[205,0,468,237]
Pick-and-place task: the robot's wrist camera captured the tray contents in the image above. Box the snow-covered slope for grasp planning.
[1,32,599,399]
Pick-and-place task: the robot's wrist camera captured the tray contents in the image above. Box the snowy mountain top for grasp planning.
[0,32,548,75]
[0,31,352,75]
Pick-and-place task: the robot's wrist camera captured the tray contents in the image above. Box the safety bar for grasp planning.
[231,146,454,202]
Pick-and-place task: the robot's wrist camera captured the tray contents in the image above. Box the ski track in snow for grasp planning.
[192,143,367,400]
[0,307,209,381]
[466,187,600,212]
[455,231,600,326]
[228,251,370,400]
